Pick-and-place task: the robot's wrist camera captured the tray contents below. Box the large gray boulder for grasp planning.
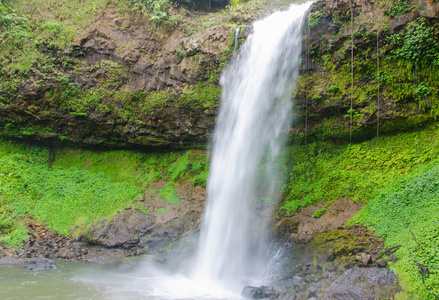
[323,268,401,300]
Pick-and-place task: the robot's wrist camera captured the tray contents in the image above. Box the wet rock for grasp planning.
[23,258,57,270]
[241,285,276,299]
[0,257,22,265]
[85,210,156,247]
[355,253,371,266]
[277,292,296,300]
[376,259,387,268]
[274,218,299,240]
[293,276,307,292]
[84,249,126,265]
[323,268,401,300]
[0,257,56,270]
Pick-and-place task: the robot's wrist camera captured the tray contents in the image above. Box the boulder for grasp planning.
[323,267,401,300]
[0,257,56,270]
[242,285,276,299]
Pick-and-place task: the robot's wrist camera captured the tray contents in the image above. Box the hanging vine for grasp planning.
[349,0,354,141]
[377,28,380,143]
[305,13,310,151]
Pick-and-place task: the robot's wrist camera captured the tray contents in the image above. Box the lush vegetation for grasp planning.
[52,147,209,188]
[0,140,209,248]
[290,9,439,297]
[349,166,439,299]
[279,125,439,298]
[1,0,438,298]
[297,14,439,140]
[279,124,439,216]
[0,140,141,247]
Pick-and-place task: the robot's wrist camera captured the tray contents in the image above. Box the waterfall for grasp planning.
[192,1,312,292]
[77,3,312,299]
[234,27,240,53]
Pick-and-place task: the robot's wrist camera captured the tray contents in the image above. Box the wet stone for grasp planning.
[377,259,387,268]
[277,292,296,300]
[23,258,57,271]
[241,285,276,299]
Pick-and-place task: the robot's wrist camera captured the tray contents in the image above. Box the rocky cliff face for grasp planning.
[0,1,290,149]
[1,7,234,148]
[293,0,439,140]
[2,0,439,148]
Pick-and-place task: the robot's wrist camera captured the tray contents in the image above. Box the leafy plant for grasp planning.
[192,171,208,187]
[0,223,29,249]
[388,19,439,69]
[313,208,326,218]
[309,11,323,29]
[385,0,409,18]
[159,182,180,204]
[279,125,439,217]
[349,167,439,298]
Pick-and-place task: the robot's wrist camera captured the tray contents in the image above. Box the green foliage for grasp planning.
[169,155,190,182]
[0,210,13,235]
[53,149,208,188]
[128,0,181,25]
[0,0,108,90]
[279,125,439,216]
[308,11,323,29]
[0,223,29,249]
[159,182,180,204]
[156,207,166,214]
[388,19,439,69]
[298,17,439,130]
[313,208,326,218]
[384,18,439,116]
[349,167,439,299]
[229,0,239,7]
[171,0,229,10]
[134,205,149,215]
[385,0,409,18]
[12,0,109,28]
[327,84,340,94]
[0,148,142,237]
[178,82,221,108]
[168,151,209,183]
[0,140,211,247]
[192,171,208,187]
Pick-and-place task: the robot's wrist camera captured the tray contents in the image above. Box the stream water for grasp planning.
[1,3,311,299]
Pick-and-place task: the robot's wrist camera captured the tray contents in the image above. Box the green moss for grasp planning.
[193,171,208,187]
[178,82,221,109]
[313,208,326,218]
[308,11,323,29]
[0,223,29,249]
[0,139,211,247]
[0,151,142,237]
[279,124,439,216]
[156,207,166,214]
[134,205,149,215]
[53,148,209,188]
[159,182,180,204]
[349,167,439,299]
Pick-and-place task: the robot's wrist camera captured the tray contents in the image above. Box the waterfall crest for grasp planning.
[192,1,312,291]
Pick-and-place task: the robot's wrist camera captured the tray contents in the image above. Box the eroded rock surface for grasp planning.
[0,257,57,270]
[323,268,401,300]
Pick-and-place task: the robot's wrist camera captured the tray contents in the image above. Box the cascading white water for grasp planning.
[192,1,312,292]
[82,4,312,299]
